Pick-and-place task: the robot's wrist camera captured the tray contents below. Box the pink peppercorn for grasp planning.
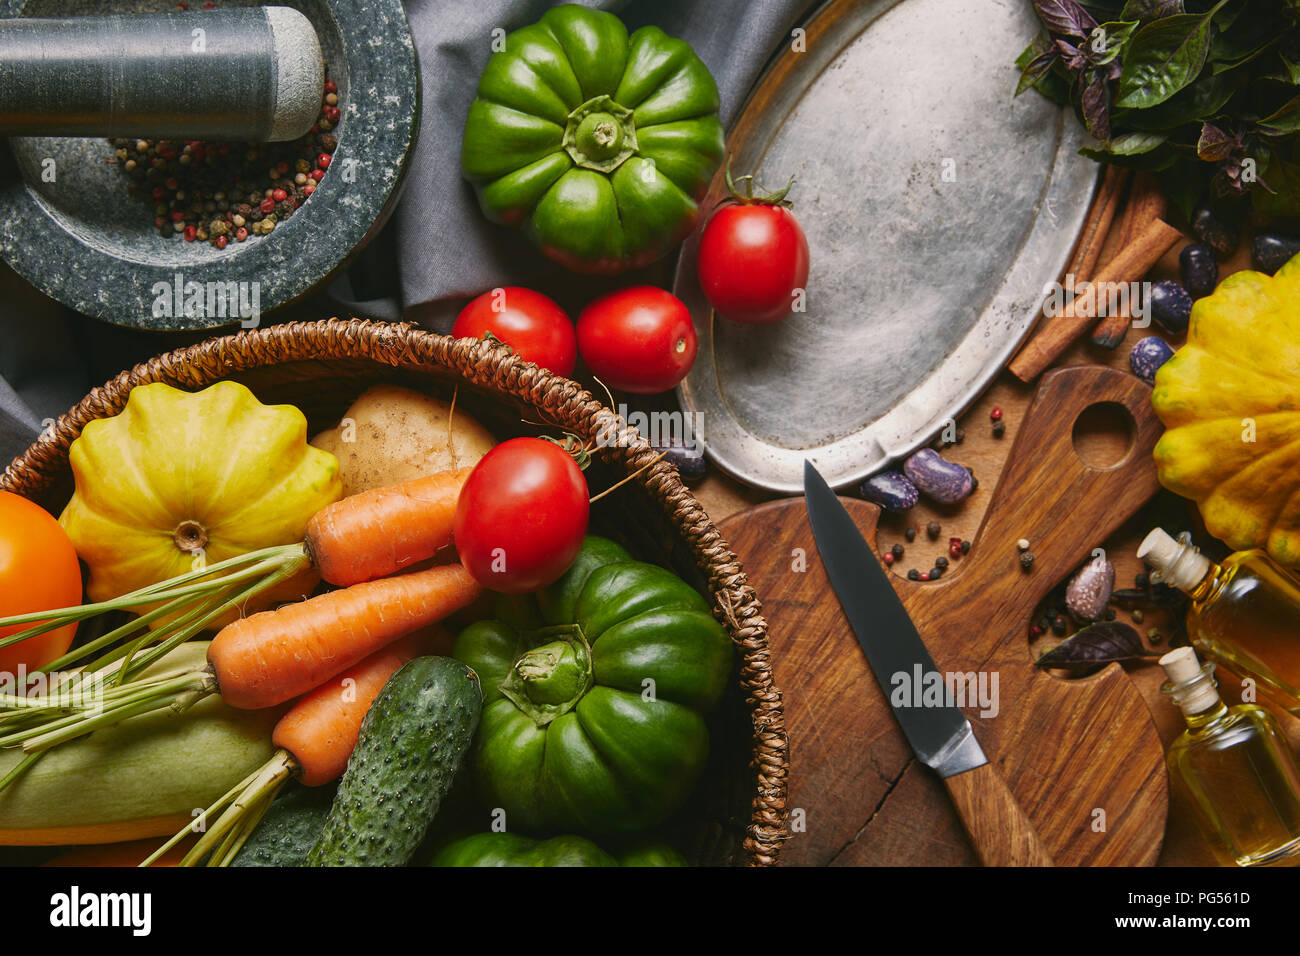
[309,169,324,182]
[317,154,332,169]
[183,225,196,242]
[272,188,288,202]
[259,198,275,214]
[235,227,248,242]
[303,183,315,196]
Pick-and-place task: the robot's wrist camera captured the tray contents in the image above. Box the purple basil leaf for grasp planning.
[1196,122,1237,161]
[1035,0,1099,38]
[1056,37,1088,71]
[1081,70,1112,142]
[1035,622,1152,673]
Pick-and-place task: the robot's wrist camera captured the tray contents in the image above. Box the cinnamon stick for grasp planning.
[1007,216,1184,381]
[1007,167,1128,384]
[1068,165,1131,286]
[1090,173,1170,349]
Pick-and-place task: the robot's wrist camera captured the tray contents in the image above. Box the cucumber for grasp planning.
[0,641,279,846]
[304,656,481,866]
[231,783,335,867]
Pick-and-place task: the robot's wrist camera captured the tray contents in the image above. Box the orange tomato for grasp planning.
[0,491,82,673]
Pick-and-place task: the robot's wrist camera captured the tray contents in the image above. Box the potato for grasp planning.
[311,384,496,496]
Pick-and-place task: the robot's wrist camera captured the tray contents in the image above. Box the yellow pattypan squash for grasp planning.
[1152,252,1300,566]
[60,381,343,609]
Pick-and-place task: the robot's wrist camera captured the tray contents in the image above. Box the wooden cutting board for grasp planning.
[718,365,1170,866]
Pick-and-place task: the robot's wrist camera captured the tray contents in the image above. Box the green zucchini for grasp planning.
[0,641,279,846]
[304,656,481,866]
[231,783,335,867]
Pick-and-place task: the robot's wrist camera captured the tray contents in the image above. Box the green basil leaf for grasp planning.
[1109,130,1170,153]
[1119,0,1183,18]
[1257,94,1300,134]
[1091,20,1140,64]
[1210,0,1287,68]
[1253,155,1300,217]
[1277,54,1300,85]
[1015,35,1072,102]
[1115,1,1227,108]
[1115,70,1236,129]
[1159,156,1207,220]
[1078,140,1177,168]
[1210,38,1279,75]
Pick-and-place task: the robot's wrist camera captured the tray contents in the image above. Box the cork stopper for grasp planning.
[1138,528,1211,593]
[1160,646,1221,717]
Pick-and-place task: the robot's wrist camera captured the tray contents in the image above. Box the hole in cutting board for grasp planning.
[1072,402,1135,469]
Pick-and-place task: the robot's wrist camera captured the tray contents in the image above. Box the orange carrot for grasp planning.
[144,629,439,867]
[306,469,472,586]
[273,627,443,785]
[208,563,480,710]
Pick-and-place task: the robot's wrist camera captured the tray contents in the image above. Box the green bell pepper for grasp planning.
[453,535,734,834]
[460,4,726,274]
[428,832,685,867]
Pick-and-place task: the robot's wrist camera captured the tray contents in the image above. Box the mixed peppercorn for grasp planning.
[110,75,339,249]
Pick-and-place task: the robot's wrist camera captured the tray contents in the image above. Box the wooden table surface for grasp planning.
[691,233,1298,867]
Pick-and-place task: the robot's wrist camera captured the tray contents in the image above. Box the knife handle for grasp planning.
[943,764,1055,866]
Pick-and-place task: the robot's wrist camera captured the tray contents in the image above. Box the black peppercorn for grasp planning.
[935,556,949,569]
[1020,551,1035,571]
[907,569,920,581]
[926,521,941,540]
[904,527,917,543]
[891,543,904,560]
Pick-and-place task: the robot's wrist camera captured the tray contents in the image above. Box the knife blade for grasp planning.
[803,460,1054,866]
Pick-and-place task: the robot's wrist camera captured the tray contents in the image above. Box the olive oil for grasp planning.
[1160,646,1300,867]
[1140,529,1300,714]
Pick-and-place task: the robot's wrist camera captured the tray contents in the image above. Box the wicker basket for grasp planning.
[1,317,790,866]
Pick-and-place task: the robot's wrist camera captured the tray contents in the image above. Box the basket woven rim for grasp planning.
[1,317,790,865]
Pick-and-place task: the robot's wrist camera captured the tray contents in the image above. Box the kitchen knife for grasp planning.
[803,460,1054,866]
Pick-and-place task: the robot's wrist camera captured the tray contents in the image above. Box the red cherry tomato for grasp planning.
[576,287,697,394]
[0,491,82,673]
[697,202,810,324]
[453,287,577,378]
[453,438,589,594]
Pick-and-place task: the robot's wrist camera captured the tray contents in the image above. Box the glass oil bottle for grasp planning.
[1140,528,1300,714]
[1160,646,1300,866]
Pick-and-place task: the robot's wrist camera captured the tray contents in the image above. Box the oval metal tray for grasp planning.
[674,0,1097,494]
